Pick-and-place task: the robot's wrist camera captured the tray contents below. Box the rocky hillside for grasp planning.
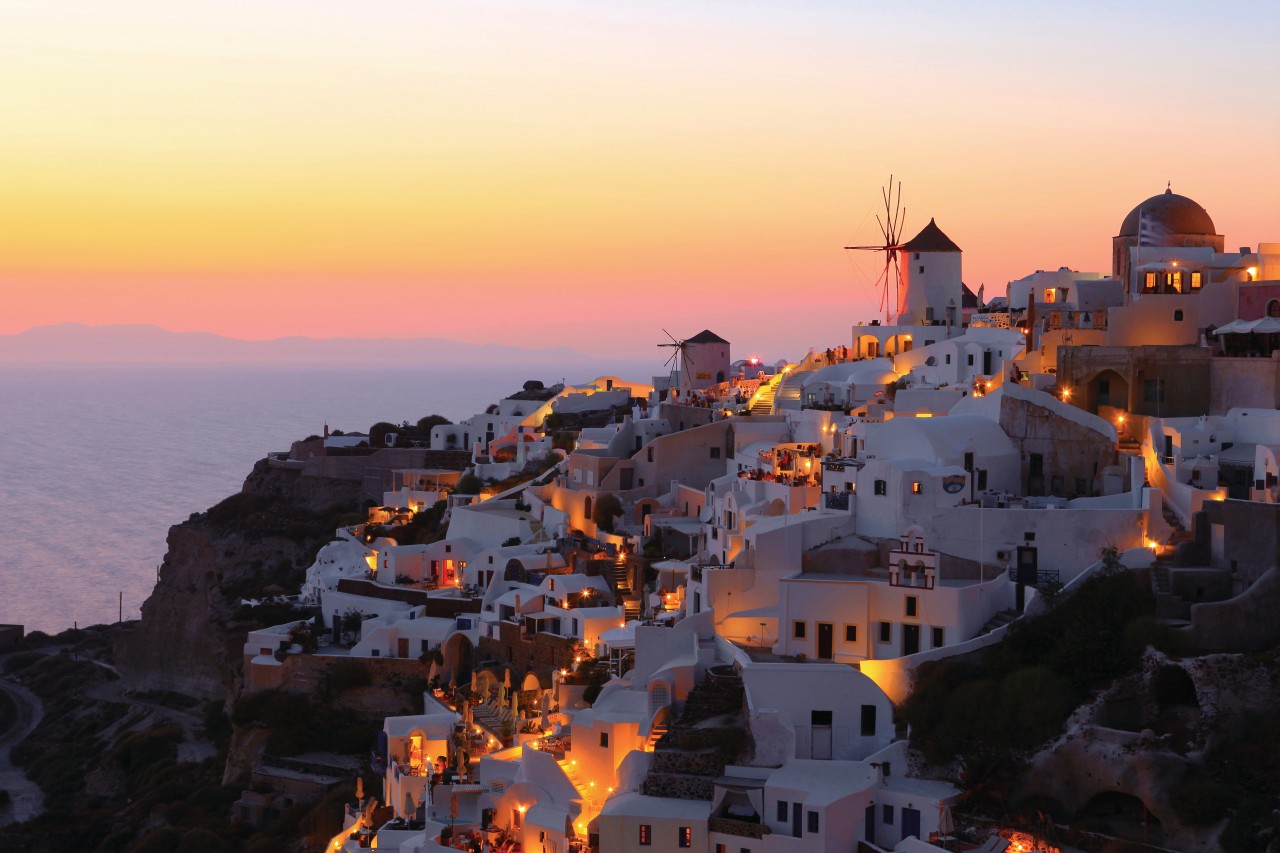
[116,460,363,702]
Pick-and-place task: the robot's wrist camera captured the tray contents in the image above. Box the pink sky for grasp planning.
[4,0,1278,360]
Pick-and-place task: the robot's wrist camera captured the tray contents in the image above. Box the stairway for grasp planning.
[1150,504,1195,620]
[610,556,642,621]
[749,372,785,415]
[644,718,669,752]
[978,608,1019,635]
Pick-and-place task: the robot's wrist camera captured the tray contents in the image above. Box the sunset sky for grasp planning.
[3,0,1278,360]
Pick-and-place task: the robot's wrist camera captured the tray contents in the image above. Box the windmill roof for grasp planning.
[902,218,962,253]
[686,329,729,344]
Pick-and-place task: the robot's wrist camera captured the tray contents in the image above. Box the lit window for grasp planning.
[1191,271,1202,289]
[678,826,692,848]
[1145,272,1156,288]
[639,824,651,846]
[911,481,922,494]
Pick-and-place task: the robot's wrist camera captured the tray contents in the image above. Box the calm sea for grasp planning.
[0,361,648,634]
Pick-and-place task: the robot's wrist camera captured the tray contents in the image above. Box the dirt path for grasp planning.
[0,677,44,826]
[85,677,217,765]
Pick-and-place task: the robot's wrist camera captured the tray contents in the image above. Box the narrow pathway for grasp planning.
[0,676,45,826]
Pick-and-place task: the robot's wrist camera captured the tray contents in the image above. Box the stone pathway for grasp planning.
[0,676,45,826]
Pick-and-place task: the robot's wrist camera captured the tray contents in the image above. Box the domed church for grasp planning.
[1111,187,1224,288]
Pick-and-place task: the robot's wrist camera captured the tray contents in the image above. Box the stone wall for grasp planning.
[999,393,1116,498]
[1183,566,1280,651]
[477,620,575,684]
[1208,355,1280,414]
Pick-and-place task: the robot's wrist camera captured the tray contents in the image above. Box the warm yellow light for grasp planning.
[1248,266,1258,280]
[1117,414,1126,424]
[1061,388,1071,400]
[517,805,527,813]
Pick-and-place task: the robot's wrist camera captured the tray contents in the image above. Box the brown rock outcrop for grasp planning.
[116,460,362,702]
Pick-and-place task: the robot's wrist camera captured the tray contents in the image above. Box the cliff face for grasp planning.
[116,460,362,701]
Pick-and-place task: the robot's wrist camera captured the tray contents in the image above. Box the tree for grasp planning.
[417,414,452,433]
[368,422,398,448]
[455,473,484,495]
[592,493,623,533]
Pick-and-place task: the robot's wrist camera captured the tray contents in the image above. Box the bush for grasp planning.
[455,473,484,495]
[592,493,623,533]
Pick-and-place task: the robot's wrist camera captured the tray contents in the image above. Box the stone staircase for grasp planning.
[1151,502,1195,620]
[610,556,643,621]
[641,666,746,801]
[749,372,785,415]
[979,608,1019,635]
[644,717,669,752]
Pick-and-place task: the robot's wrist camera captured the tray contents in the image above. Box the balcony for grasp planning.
[709,816,770,839]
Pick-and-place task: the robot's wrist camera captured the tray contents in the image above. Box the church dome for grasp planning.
[1117,188,1216,237]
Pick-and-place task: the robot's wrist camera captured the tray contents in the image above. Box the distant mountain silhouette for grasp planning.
[0,324,585,365]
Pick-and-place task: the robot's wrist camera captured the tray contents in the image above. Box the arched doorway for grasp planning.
[1089,369,1129,414]
[1076,792,1163,845]
[442,633,475,684]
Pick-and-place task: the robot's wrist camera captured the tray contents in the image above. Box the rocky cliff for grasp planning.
[116,460,363,702]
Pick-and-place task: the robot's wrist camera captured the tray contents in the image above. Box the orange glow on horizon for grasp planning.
[1,2,1276,358]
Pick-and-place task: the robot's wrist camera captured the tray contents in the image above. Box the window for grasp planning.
[918,265,924,273]
[808,811,820,833]
[845,624,857,642]
[1145,271,1156,288]
[874,480,887,496]
[967,354,974,366]
[879,621,891,642]
[1191,271,1203,289]
[647,447,654,462]
[1173,309,1184,322]
[945,354,951,364]
[1144,379,1165,403]
[883,804,894,824]
[711,447,721,459]
[963,451,974,472]
[777,800,788,822]
[1171,271,1183,291]
[905,596,918,617]
[716,846,726,853]
[793,621,807,639]
[600,731,609,748]
[977,469,988,490]
[911,481,922,495]
[913,252,919,260]
[811,710,833,726]
[638,824,651,846]
[860,704,877,736]
[678,826,692,847]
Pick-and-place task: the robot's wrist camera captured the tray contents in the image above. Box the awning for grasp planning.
[1212,318,1280,335]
